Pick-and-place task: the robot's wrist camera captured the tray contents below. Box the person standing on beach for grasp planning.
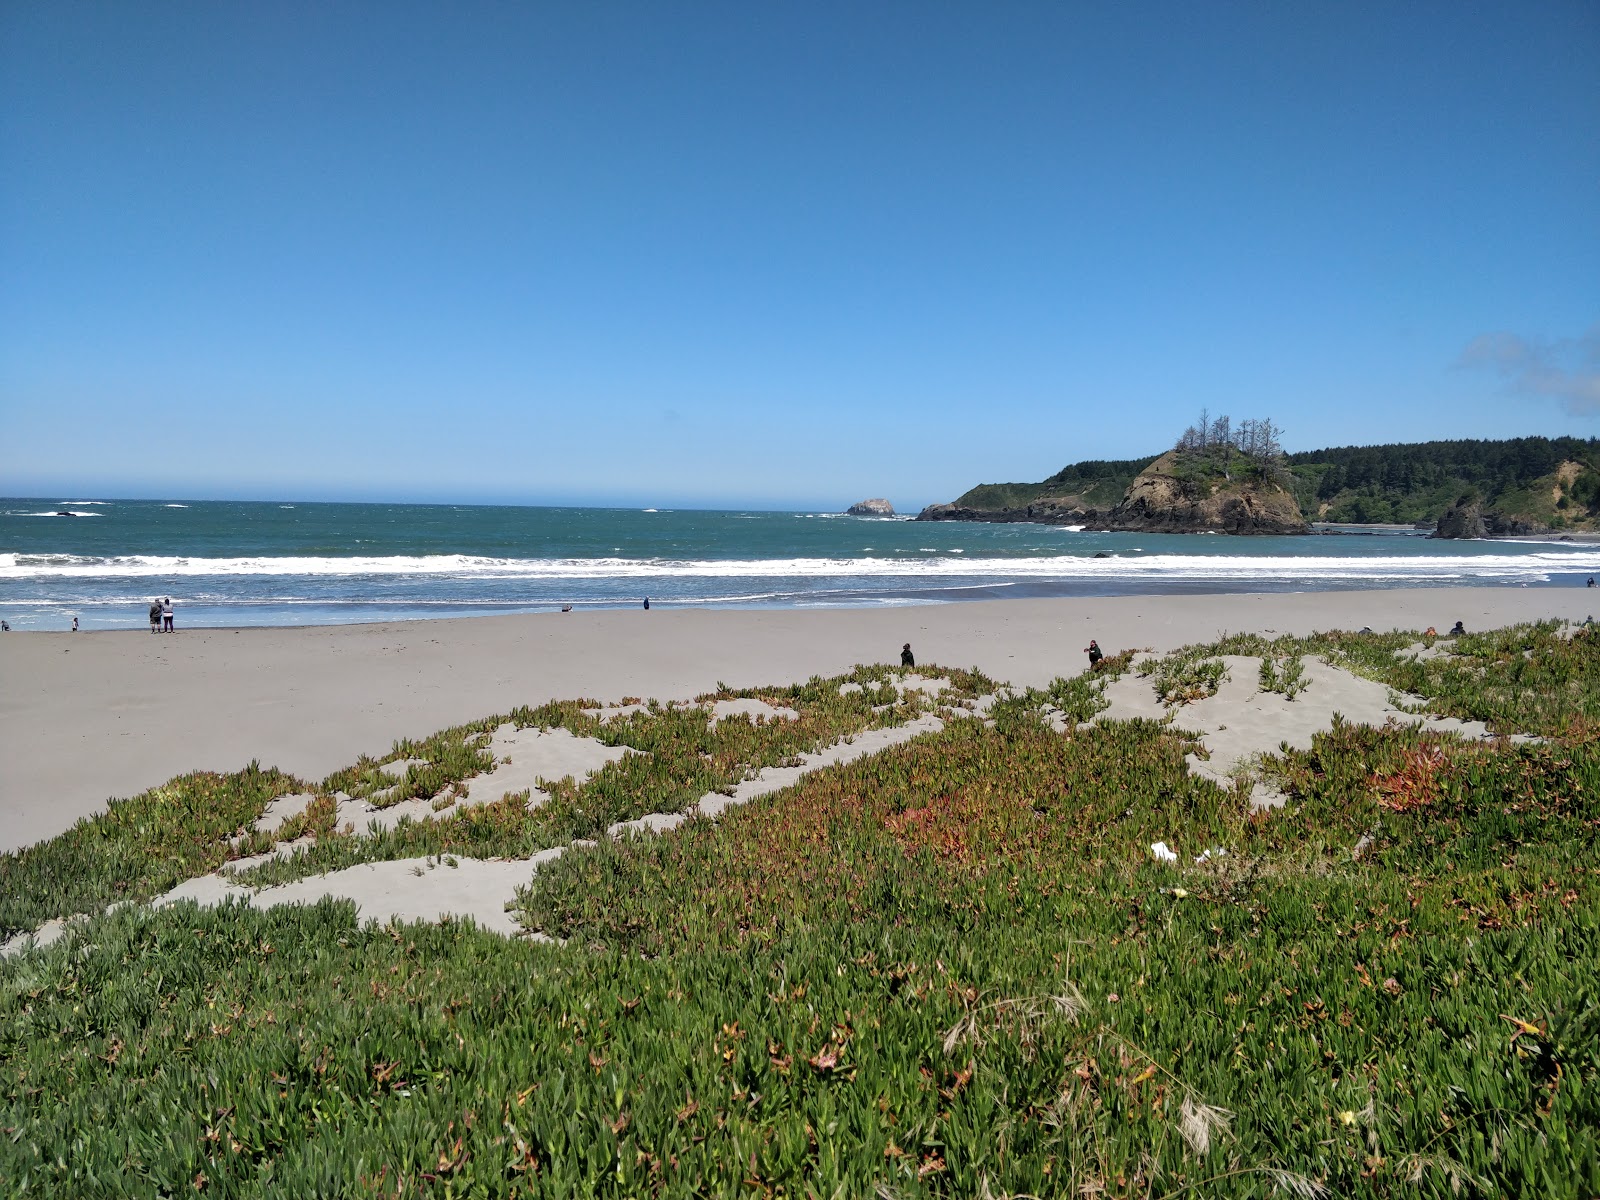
[162,597,175,632]
[1085,639,1104,668]
[149,600,161,633]
[643,597,650,610]
[901,642,915,668]
[71,617,78,632]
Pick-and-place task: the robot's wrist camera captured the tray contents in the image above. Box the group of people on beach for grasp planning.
[148,597,175,633]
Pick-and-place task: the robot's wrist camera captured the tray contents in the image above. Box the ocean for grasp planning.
[5,497,1600,630]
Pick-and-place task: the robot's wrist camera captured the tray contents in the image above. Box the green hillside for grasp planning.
[953,455,1156,511]
[952,438,1600,530]
[1287,436,1600,527]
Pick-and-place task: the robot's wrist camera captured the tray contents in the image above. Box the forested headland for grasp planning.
[1286,436,1600,527]
[933,432,1600,534]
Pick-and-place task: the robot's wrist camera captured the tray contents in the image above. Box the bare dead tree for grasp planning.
[1256,419,1283,460]
[1208,413,1232,451]
[1236,418,1259,459]
[1180,415,1286,464]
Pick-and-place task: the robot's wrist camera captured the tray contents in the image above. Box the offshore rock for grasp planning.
[846,498,895,516]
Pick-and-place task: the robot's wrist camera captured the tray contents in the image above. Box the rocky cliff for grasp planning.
[1084,452,1309,535]
[918,451,1308,535]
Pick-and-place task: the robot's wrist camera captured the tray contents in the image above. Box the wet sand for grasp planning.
[1,587,1591,852]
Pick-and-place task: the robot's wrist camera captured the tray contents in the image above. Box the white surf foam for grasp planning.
[4,550,1599,582]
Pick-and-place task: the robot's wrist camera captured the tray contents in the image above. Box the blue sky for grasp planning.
[2,2,1596,510]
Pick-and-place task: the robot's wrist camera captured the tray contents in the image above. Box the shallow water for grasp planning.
[4,498,1598,629]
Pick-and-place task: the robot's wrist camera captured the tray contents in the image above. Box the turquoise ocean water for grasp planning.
[5,497,1600,630]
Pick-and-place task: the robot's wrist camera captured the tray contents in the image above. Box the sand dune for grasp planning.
[2,587,1592,852]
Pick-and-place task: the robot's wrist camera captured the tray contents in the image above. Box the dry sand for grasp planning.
[2,587,1592,852]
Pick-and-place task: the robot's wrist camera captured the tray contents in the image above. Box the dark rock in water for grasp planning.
[915,499,1094,524]
[1092,551,1113,559]
[846,498,895,516]
[1432,499,1538,539]
[1432,501,1487,540]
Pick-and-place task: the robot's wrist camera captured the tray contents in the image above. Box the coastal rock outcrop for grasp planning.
[846,498,895,516]
[916,499,1093,524]
[918,450,1306,534]
[1432,500,1487,540]
[1084,452,1309,535]
[1430,499,1538,540]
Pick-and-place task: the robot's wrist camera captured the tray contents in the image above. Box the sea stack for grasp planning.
[847,498,895,516]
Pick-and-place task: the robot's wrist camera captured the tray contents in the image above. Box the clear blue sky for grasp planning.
[2,2,1596,510]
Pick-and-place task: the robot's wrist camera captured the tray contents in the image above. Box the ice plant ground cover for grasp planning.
[1,625,1597,1196]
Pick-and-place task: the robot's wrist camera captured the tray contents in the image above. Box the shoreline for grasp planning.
[7,572,1600,634]
[4,585,1596,853]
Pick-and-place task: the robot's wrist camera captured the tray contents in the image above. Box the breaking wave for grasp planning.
[4,550,1598,583]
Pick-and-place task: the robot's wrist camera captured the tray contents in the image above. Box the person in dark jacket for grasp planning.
[1085,639,1104,668]
[901,643,915,668]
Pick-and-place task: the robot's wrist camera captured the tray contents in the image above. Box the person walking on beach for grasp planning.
[71,617,78,632]
[149,600,161,633]
[643,596,650,610]
[901,642,915,668]
[1085,638,1104,669]
[162,597,175,633]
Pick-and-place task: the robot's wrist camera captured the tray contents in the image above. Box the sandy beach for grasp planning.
[2,586,1594,853]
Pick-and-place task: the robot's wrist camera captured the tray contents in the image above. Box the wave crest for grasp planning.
[3,550,1597,582]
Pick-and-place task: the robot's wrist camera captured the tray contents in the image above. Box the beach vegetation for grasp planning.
[1198,621,1599,739]
[984,649,1136,732]
[1139,648,1230,705]
[1257,651,1307,700]
[0,764,304,942]
[223,664,993,889]
[3,629,1599,1194]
